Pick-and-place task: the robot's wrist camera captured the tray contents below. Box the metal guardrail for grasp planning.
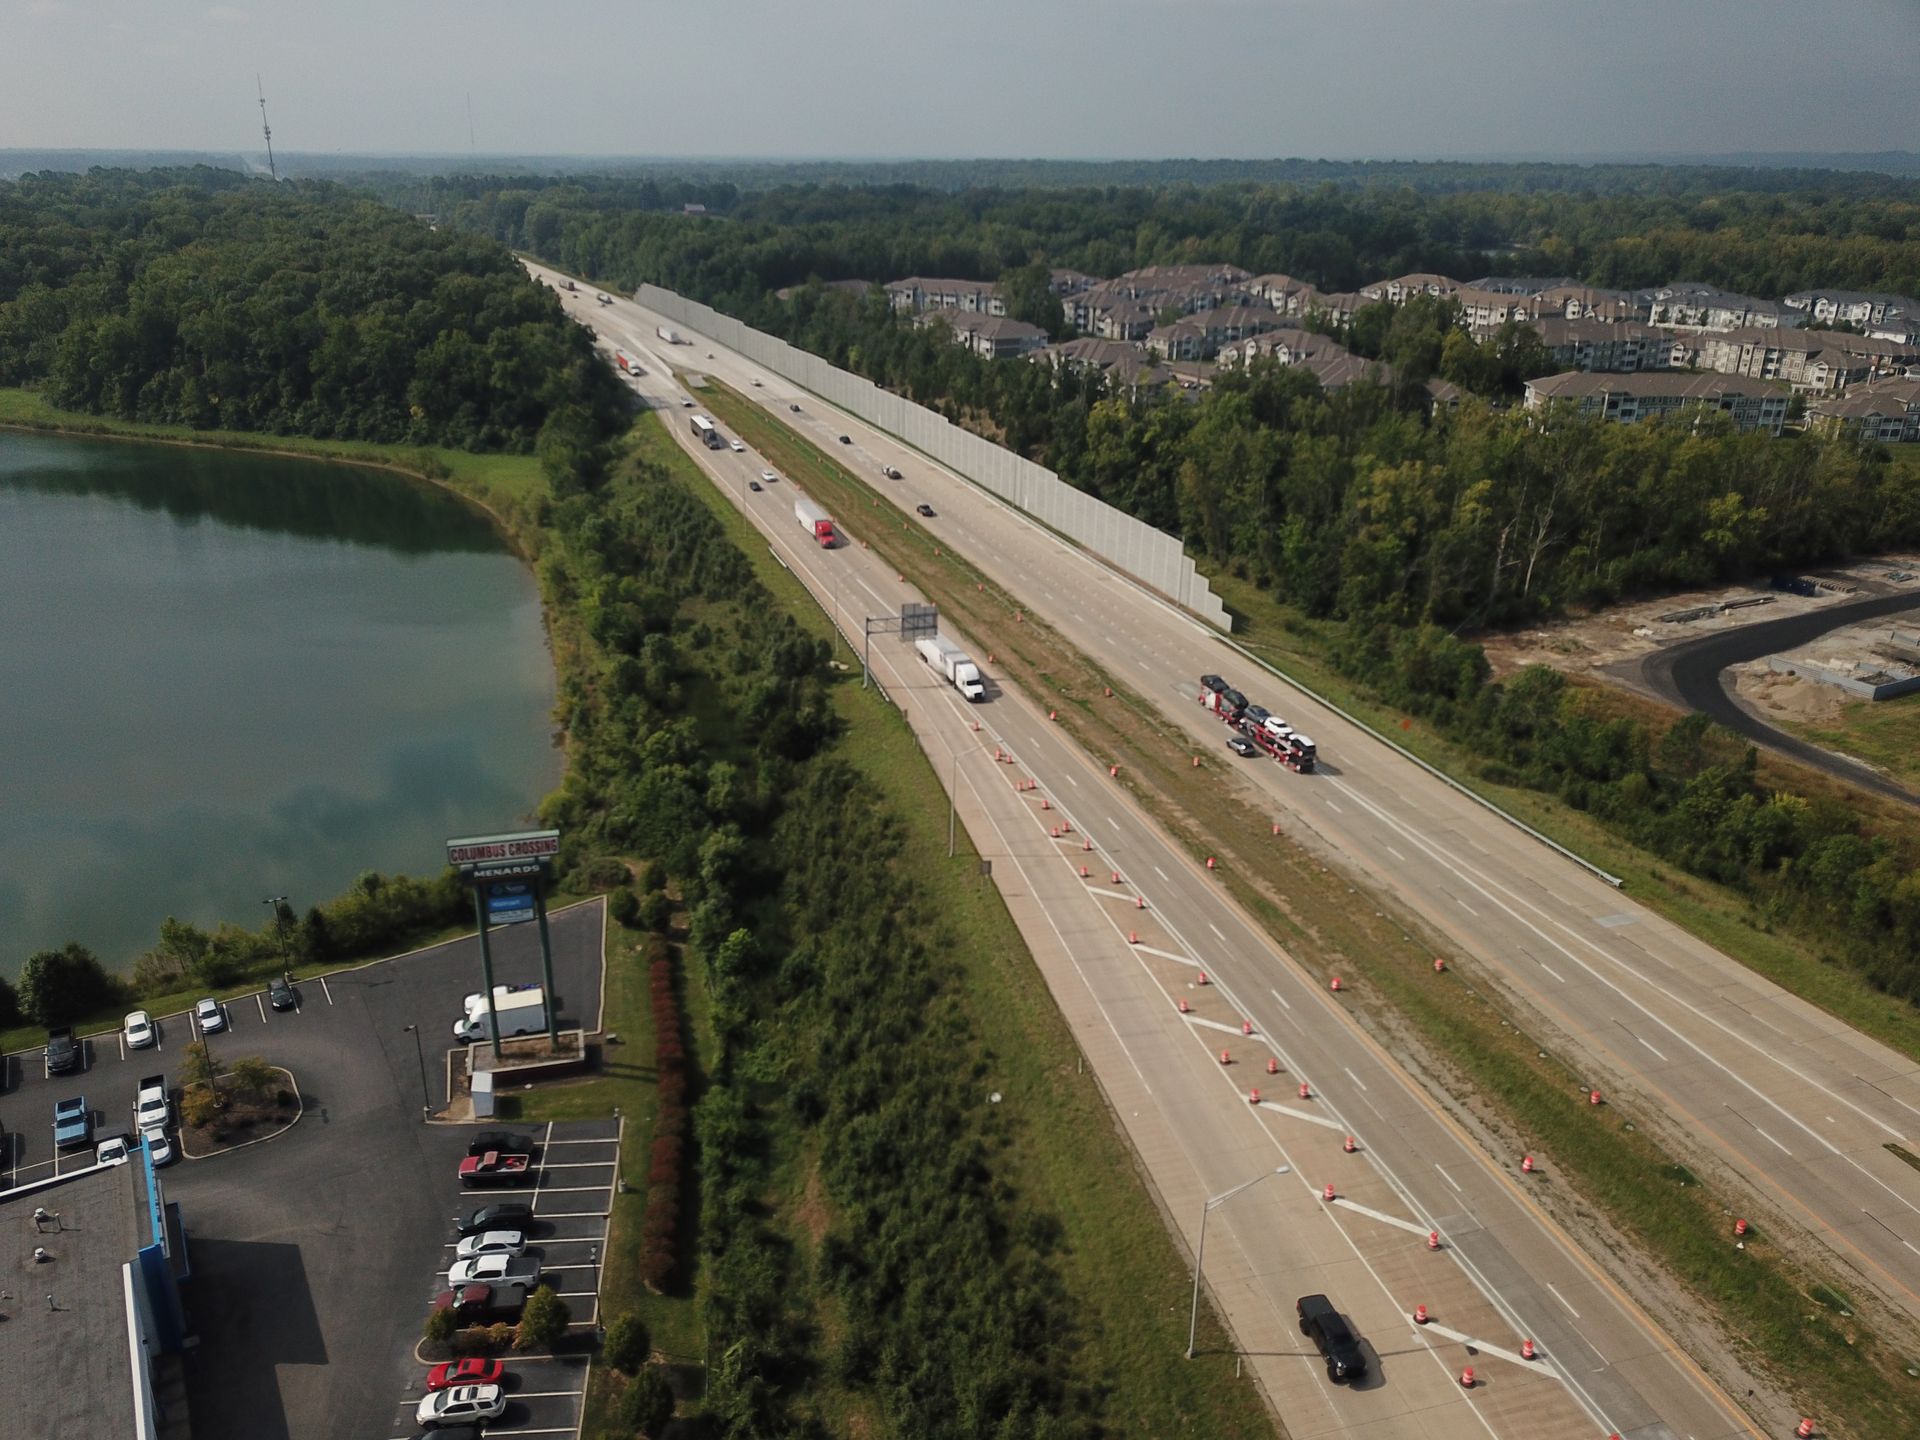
[1218,634,1626,890]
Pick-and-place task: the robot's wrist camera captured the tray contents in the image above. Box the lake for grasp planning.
[0,432,561,975]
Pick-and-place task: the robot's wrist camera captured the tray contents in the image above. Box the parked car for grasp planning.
[466,1132,533,1159]
[455,1230,528,1260]
[44,1027,79,1076]
[141,1126,176,1167]
[915,503,935,518]
[268,977,296,1011]
[53,1096,93,1149]
[447,1254,542,1288]
[95,1134,131,1166]
[122,1010,156,1049]
[194,997,227,1033]
[455,1202,534,1238]
[416,1383,506,1429]
[459,1152,534,1188]
[1297,1294,1367,1382]
[1227,735,1258,758]
[432,1283,529,1324]
[426,1358,504,1392]
[135,1076,170,1131]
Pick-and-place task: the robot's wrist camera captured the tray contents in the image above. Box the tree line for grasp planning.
[0,167,627,451]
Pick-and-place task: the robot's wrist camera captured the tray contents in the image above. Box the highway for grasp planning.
[542,268,1767,1439]
[563,277,1920,1360]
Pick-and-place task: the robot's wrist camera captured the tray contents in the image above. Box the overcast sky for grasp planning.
[5,0,1916,161]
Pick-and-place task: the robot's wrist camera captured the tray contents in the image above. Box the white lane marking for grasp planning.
[1329,1197,1430,1236]
[1457,897,1478,917]
[1546,1282,1581,1319]
[1186,1016,1249,1038]
[1436,1164,1463,1193]
[1343,1067,1369,1092]
[1325,799,1343,814]
[1385,845,1405,861]
[1267,987,1292,1012]
[1538,960,1564,983]
[1153,865,1170,882]
[1208,922,1226,941]
[1107,816,1120,831]
[1254,1101,1346,1131]
[1133,945,1195,965]
[1752,1125,1793,1157]
[1904,1240,1920,1259]
[1637,1034,1668,1062]
[1064,773,1078,787]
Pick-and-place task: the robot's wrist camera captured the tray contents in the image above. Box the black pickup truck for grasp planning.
[45,1027,78,1076]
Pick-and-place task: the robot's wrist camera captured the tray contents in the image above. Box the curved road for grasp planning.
[1642,589,1920,805]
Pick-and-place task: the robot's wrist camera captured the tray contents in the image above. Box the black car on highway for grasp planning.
[1297,1294,1367,1382]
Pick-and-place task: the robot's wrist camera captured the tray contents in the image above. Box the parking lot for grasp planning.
[0,898,609,1440]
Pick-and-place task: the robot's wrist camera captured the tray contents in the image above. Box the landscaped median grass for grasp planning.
[639,409,1278,1437]
[0,385,546,509]
[697,382,1920,1437]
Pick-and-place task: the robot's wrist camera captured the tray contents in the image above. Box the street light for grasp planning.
[402,1025,432,1119]
[262,895,292,984]
[1187,1165,1290,1360]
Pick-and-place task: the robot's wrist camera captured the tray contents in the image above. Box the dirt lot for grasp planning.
[1479,554,1920,681]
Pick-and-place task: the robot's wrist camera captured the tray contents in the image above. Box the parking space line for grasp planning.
[541,1137,618,1145]
[321,975,335,1006]
[524,1185,609,1194]
[541,1161,615,1169]
[509,1390,586,1399]
[256,993,268,1022]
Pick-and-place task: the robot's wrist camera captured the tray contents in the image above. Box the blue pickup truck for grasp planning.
[53,1096,93,1150]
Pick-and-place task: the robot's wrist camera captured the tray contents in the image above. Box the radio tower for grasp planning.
[257,75,277,181]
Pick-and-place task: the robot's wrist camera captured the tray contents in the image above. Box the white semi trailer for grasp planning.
[915,635,985,701]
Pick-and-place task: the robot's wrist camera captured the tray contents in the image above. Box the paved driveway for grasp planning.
[0,898,607,1440]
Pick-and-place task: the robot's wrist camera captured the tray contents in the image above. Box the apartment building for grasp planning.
[1454,286,1539,332]
[1049,268,1099,296]
[1783,289,1918,328]
[1220,328,1461,409]
[1524,371,1794,434]
[1804,377,1920,443]
[1532,316,1670,372]
[1032,336,1180,393]
[1144,305,1285,360]
[1360,272,1460,305]
[918,310,1049,360]
[885,276,1005,315]
[1532,285,1654,323]
[1675,326,1913,393]
[1249,273,1322,316]
[1645,283,1805,331]
[1466,275,1581,296]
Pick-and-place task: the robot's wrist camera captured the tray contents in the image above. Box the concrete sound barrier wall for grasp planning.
[638,284,1231,631]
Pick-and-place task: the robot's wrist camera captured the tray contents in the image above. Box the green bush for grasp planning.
[640,860,668,894]
[602,1312,650,1374]
[513,1285,570,1351]
[17,943,122,1025]
[637,891,673,935]
[615,1366,674,1438]
[609,887,641,929]
[423,1306,456,1345]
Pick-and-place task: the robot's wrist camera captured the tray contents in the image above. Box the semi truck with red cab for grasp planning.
[794,496,836,547]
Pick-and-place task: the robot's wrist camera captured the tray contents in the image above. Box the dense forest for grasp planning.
[0,167,626,449]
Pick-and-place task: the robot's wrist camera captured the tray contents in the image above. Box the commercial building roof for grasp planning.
[1,1160,150,1437]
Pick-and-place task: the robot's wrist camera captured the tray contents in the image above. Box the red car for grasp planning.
[427,1358,504,1391]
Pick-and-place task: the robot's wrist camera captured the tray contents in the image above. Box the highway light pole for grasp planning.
[262,895,292,984]
[402,1025,431,1119]
[1187,1166,1289,1360]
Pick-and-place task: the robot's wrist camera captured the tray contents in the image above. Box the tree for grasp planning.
[603,1312,650,1375]
[16,943,121,1026]
[514,1285,570,1350]
[0,972,19,1030]
[616,1366,675,1439]
[181,1040,222,1095]
[227,1055,277,1098]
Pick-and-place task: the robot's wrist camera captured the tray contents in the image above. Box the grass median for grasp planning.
[699,380,1920,1438]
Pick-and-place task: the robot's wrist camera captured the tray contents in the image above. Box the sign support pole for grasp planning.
[533,875,560,1044]
[473,886,502,1059]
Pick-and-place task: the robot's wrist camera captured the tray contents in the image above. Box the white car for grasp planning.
[96,1134,131,1166]
[417,1384,506,1429]
[1262,716,1294,741]
[728,439,746,453]
[446,1253,538,1287]
[135,1079,170,1131]
[123,1011,156,1049]
[760,469,778,484]
[455,1229,528,1260]
[195,997,226,1033]
[142,1126,176,1167]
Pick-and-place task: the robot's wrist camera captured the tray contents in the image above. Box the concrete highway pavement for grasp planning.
[562,274,1920,1348]
[544,267,1763,1440]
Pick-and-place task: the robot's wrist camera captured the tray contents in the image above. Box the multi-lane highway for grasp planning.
[538,266,1770,1439]
[562,275,1920,1360]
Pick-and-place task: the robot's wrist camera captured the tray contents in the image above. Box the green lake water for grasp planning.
[0,432,560,974]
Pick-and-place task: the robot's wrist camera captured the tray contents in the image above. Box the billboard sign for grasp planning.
[447,829,561,871]
[485,880,537,926]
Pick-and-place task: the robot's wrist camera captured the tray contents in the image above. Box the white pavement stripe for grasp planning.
[1546,1282,1581,1319]
[1752,1124,1793,1156]
[1325,799,1342,814]
[1636,1034,1668,1062]
[1538,963,1564,983]
[1267,986,1292,1012]
[1208,922,1226,941]
[1385,844,1405,860]
[1343,1066,1369,1092]
[523,1185,610,1195]
[1254,1101,1345,1131]
[1153,865,1170,881]
[1457,897,1479,916]
[1087,887,1136,902]
[320,975,334,1006]
[542,1161,617,1169]
[1106,816,1120,831]
[1330,1197,1432,1236]
[1184,1016,1249,1038]
[1133,944,1195,965]
[1435,1164,1463,1193]
[543,1137,620,1146]
[1416,1322,1552,1373]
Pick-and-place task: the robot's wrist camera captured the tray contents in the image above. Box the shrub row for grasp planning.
[639,932,691,1292]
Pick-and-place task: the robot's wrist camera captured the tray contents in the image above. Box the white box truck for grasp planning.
[656,326,682,344]
[916,634,985,701]
[456,986,549,1042]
